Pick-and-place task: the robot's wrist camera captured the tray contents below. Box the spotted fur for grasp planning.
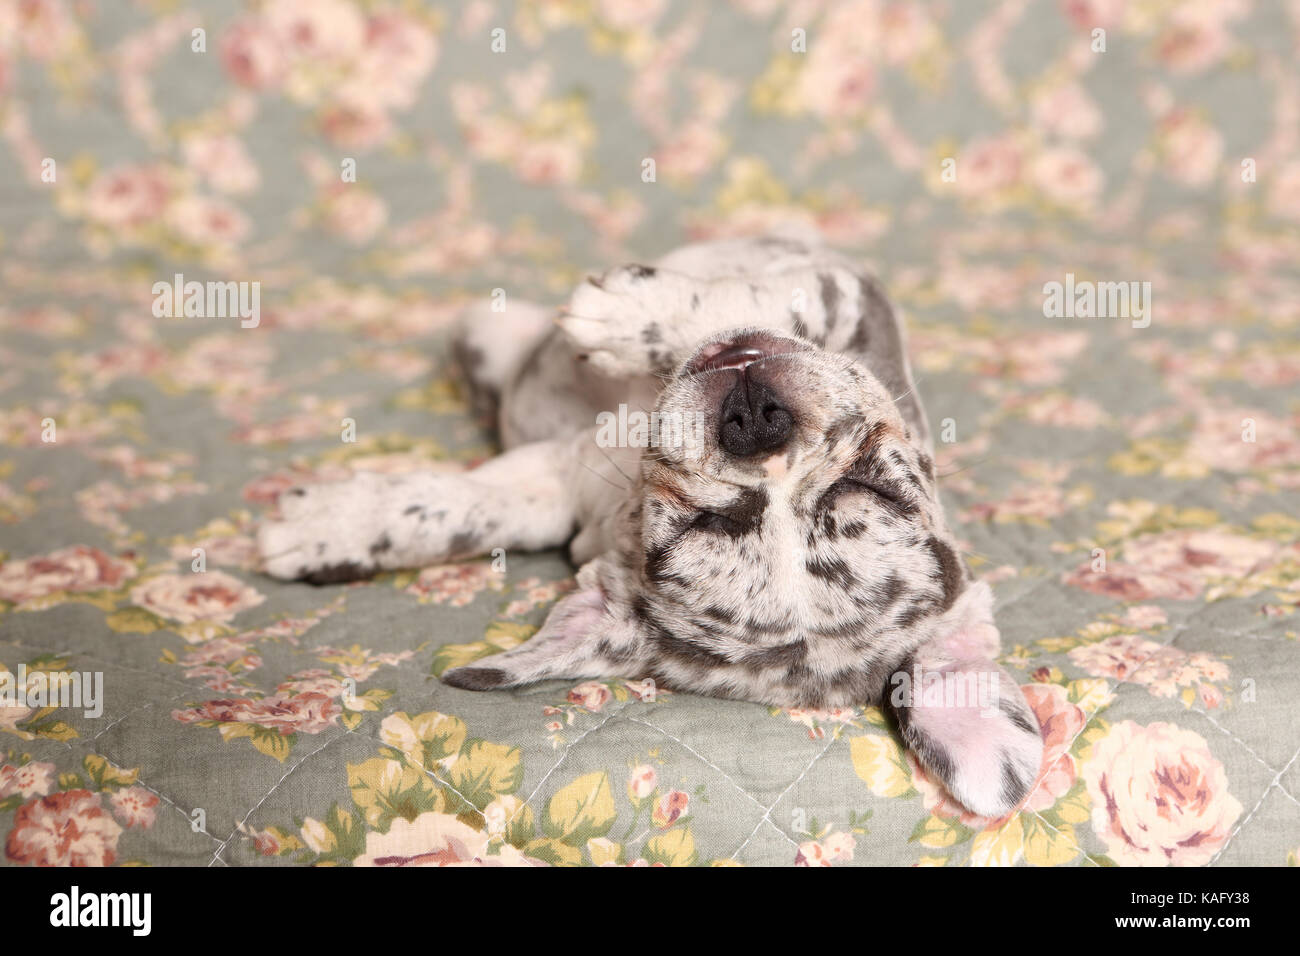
[257,232,1043,818]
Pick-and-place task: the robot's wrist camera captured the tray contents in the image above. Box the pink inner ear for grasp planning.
[538,584,607,646]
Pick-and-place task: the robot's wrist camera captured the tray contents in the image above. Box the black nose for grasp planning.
[718,376,794,457]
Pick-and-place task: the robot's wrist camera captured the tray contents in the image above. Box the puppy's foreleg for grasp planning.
[558,259,893,375]
[258,434,619,583]
[559,258,927,443]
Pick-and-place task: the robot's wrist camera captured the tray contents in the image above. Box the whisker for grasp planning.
[579,459,628,492]
[935,457,992,478]
[891,382,918,404]
[257,544,305,562]
[595,444,636,485]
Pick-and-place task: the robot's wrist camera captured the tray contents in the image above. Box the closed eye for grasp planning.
[690,510,744,535]
[675,488,768,538]
[822,473,915,514]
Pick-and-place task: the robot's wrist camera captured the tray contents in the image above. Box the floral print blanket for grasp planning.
[2,0,1299,867]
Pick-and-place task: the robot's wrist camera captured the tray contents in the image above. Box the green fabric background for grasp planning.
[1,0,1298,866]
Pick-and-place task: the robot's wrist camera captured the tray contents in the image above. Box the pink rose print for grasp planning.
[1082,720,1241,866]
[0,545,136,606]
[110,786,160,829]
[172,691,341,736]
[5,790,123,867]
[130,571,265,625]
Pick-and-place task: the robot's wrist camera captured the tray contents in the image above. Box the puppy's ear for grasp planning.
[440,553,648,691]
[885,582,1044,819]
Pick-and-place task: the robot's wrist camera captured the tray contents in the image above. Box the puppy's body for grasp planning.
[258,234,1044,818]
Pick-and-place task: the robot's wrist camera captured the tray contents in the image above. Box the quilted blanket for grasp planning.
[1,0,1298,868]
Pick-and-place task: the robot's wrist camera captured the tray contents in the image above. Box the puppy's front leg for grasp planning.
[883,584,1045,820]
[558,258,890,376]
[257,434,619,583]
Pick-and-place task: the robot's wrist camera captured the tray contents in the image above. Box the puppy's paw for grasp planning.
[892,671,1044,820]
[942,695,1043,820]
[257,475,392,583]
[559,264,686,375]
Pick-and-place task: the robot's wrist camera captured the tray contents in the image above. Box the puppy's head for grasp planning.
[459,326,978,710]
[625,328,965,668]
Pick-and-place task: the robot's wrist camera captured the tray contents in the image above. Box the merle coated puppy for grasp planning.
[258,233,1045,818]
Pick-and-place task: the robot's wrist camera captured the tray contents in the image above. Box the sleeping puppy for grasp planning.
[258,233,1045,818]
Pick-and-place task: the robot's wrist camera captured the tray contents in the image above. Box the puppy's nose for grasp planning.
[718,375,794,457]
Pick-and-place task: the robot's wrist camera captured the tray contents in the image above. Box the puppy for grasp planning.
[258,233,1045,818]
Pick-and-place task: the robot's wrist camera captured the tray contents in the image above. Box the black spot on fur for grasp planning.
[644,543,672,583]
[1000,753,1031,809]
[702,604,738,625]
[287,487,306,497]
[818,273,841,333]
[808,614,874,639]
[369,533,392,556]
[641,323,662,344]
[1001,698,1042,738]
[449,530,478,555]
[884,653,916,711]
[868,573,906,612]
[890,451,926,492]
[301,561,372,585]
[813,512,838,539]
[403,504,423,516]
[690,487,768,538]
[441,666,509,691]
[846,316,869,353]
[741,639,807,670]
[919,737,955,788]
[450,338,499,421]
[927,536,964,612]
[649,626,729,667]
[883,661,957,787]
[626,264,656,279]
[640,537,696,589]
[742,615,795,636]
[805,554,857,588]
[595,637,640,664]
[632,594,655,626]
[846,276,892,353]
[895,602,929,630]
[917,452,935,482]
